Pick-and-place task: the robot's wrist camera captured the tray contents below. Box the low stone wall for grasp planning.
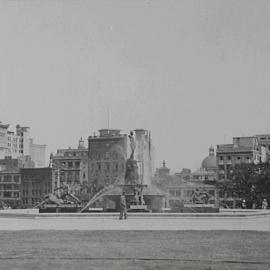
[0,209,39,215]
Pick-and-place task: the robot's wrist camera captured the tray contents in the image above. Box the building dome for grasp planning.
[201,146,217,171]
[155,160,170,177]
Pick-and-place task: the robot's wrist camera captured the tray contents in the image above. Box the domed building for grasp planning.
[201,146,217,172]
[155,160,170,178]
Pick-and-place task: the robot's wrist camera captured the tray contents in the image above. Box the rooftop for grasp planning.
[216,144,255,153]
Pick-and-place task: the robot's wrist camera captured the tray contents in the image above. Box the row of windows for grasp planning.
[0,175,20,183]
[0,191,20,198]
[22,198,40,205]
[89,152,122,161]
[63,152,87,157]
[7,141,23,147]
[55,161,81,168]
[259,137,270,141]
[260,145,270,150]
[219,156,250,161]
[0,184,20,190]
[90,162,125,172]
[22,189,49,196]
[8,137,23,142]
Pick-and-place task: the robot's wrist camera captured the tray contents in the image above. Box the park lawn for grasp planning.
[0,230,269,270]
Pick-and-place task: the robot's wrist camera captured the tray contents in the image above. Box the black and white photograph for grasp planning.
[0,0,270,269]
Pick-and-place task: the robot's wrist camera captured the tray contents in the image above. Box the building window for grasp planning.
[184,190,192,197]
[3,191,11,198]
[3,175,12,182]
[219,156,223,161]
[67,172,73,182]
[75,162,80,168]
[227,156,231,160]
[75,172,80,181]
[83,172,86,179]
[68,162,73,168]
[237,157,241,160]
[4,184,12,190]
[13,176,20,183]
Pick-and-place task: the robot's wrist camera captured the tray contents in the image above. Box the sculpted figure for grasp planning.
[128,131,136,159]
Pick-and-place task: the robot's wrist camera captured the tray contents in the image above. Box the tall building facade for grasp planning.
[51,138,88,191]
[0,169,21,208]
[88,129,128,189]
[0,122,46,167]
[256,134,270,162]
[216,136,261,180]
[29,138,46,167]
[20,168,52,207]
[88,129,155,189]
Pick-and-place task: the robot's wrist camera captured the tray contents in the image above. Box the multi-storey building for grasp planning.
[256,134,270,162]
[191,169,217,182]
[0,169,21,208]
[0,122,9,156]
[88,129,155,190]
[216,136,261,180]
[88,129,128,189]
[0,122,46,167]
[0,156,35,170]
[20,167,52,208]
[0,155,35,208]
[51,138,88,191]
[174,168,192,181]
[29,138,46,167]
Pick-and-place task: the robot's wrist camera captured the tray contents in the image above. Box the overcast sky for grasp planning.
[1,0,270,172]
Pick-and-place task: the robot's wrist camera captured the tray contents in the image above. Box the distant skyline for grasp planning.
[1,0,270,172]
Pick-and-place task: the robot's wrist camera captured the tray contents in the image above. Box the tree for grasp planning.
[218,162,270,208]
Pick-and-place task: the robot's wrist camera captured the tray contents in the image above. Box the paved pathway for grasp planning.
[0,214,270,231]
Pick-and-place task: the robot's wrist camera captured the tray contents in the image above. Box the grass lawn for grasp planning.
[0,230,269,270]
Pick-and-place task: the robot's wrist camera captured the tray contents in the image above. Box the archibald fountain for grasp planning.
[80,131,161,213]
